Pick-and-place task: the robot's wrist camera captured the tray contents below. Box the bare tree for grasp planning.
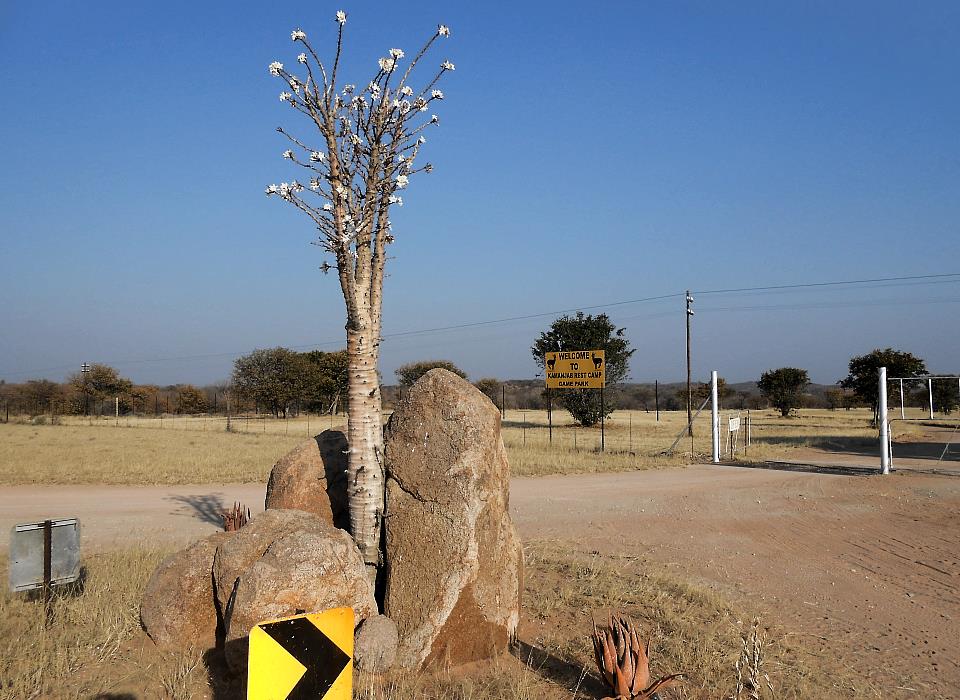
[265,11,453,579]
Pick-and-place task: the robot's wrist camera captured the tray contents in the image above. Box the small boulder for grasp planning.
[264,430,349,530]
[219,515,377,673]
[354,615,400,673]
[384,368,523,670]
[141,531,232,649]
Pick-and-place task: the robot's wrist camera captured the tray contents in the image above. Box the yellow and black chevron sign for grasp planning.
[247,607,354,700]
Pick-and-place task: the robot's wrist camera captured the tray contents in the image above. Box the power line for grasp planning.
[3,272,959,379]
[693,272,960,296]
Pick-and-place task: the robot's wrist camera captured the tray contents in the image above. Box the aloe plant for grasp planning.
[591,614,683,700]
[222,502,251,532]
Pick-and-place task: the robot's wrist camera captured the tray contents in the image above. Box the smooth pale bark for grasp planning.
[345,317,384,577]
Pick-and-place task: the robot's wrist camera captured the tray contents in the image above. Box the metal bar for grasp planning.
[665,396,711,454]
[900,378,905,419]
[880,367,890,474]
[547,390,552,444]
[686,292,693,437]
[600,386,605,452]
[710,371,720,464]
[929,378,934,419]
[43,519,52,621]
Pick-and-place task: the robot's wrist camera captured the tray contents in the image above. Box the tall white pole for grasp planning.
[710,370,720,464]
[879,367,890,475]
[899,378,905,419]
[928,378,934,419]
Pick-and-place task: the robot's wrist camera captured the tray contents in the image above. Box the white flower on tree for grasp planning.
[430,114,439,124]
[265,13,453,581]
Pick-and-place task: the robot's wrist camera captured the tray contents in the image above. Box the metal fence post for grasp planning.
[710,371,720,464]
[879,367,890,474]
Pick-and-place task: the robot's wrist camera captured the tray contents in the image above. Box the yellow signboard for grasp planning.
[248,607,353,700]
[544,350,605,389]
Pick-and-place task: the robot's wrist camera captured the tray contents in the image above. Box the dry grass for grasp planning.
[0,408,929,485]
[0,541,871,699]
[0,423,306,485]
[0,547,209,699]
[517,542,873,699]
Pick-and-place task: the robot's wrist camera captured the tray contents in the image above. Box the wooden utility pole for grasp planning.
[686,291,694,437]
[655,380,660,422]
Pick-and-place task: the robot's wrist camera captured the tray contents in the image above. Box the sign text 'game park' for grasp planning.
[544,350,605,389]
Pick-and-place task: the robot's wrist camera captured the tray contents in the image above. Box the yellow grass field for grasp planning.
[0,408,927,485]
[0,541,869,699]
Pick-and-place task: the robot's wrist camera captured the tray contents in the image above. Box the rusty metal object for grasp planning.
[591,614,683,700]
[222,502,251,532]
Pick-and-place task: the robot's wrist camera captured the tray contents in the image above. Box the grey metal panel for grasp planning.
[8,518,81,592]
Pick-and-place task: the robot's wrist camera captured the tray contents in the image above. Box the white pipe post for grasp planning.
[710,370,720,464]
[879,367,890,475]
[928,378,934,419]
[899,378,905,419]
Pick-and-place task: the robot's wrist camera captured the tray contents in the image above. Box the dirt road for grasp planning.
[2,466,958,696]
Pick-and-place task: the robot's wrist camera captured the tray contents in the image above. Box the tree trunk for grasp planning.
[346,323,384,580]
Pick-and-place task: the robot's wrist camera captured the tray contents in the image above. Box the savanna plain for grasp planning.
[1,408,958,698]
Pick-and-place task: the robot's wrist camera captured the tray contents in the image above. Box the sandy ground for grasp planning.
[2,465,958,697]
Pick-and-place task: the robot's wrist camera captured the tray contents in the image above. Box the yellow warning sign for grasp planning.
[544,350,606,389]
[248,607,353,700]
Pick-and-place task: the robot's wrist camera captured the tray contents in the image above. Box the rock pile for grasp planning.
[140,369,522,679]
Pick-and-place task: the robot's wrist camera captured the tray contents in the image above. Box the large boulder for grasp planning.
[383,368,523,670]
[264,430,349,530]
[141,531,232,649]
[212,508,324,613]
[215,510,377,673]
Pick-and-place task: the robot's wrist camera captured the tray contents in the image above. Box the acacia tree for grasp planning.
[757,367,810,417]
[265,12,453,576]
[395,360,466,387]
[840,348,927,424]
[232,347,309,417]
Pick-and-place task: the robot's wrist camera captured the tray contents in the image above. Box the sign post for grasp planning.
[547,389,552,444]
[10,517,82,623]
[544,350,606,451]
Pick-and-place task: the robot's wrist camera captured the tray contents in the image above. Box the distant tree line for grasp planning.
[2,346,956,422]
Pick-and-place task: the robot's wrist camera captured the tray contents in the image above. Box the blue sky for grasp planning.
[1,1,958,386]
